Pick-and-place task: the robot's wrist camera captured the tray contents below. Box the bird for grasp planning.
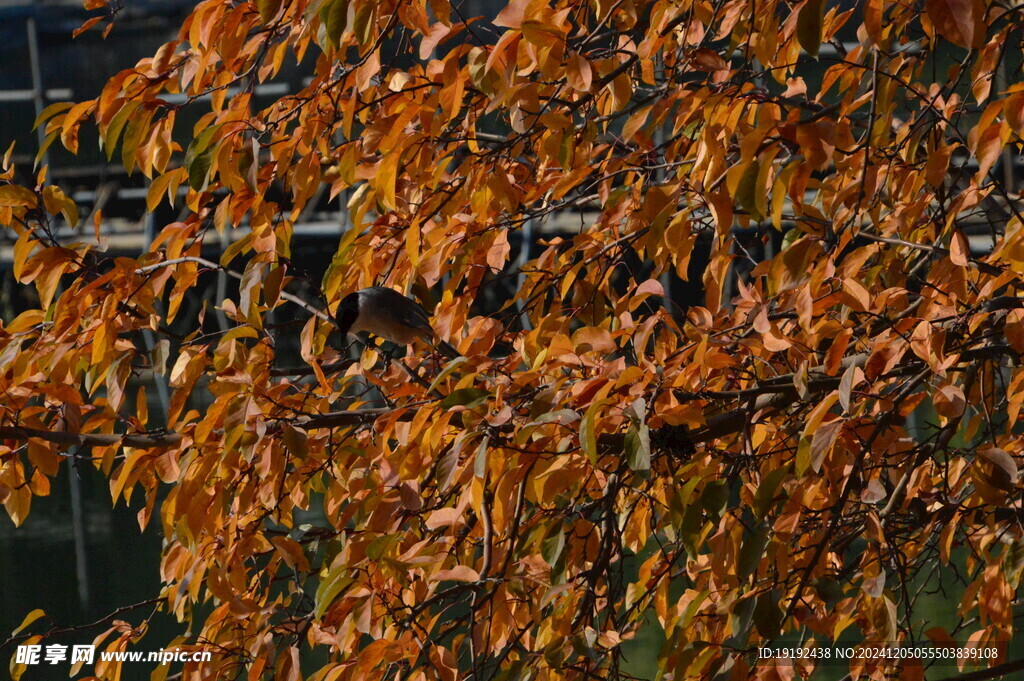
[334,286,460,358]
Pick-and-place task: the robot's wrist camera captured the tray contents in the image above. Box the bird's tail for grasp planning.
[435,339,461,359]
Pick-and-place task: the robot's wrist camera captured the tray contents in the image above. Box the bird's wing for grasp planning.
[367,287,434,332]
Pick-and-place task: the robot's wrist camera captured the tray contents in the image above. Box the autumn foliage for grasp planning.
[2,0,1024,679]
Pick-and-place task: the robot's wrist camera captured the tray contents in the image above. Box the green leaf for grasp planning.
[1004,540,1024,589]
[120,108,154,174]
[796,0,824,57]
[533,409,580,425]
[426,355,469,393]
[366,533,397,560]
[736,160,763,221]
[753,590,783,638]
[738,524,770,580]
[440,387,489,410]
[257,0,282,23]
[625,424,651,472]
[184,124,222,191]
[812,577,844,604]
[541,524,565,566]
[729,595,755,643]
[352,1,375,45]
[678,502,703,557]
[102,100,140,159]
[314,568,353,618]
[320,0,350,46]
[753,465,791,519]
[474,437,488,479]
[580,402,599,464]
[700,479,729,517]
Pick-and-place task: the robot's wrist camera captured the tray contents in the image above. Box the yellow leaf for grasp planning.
[12,609,46,635]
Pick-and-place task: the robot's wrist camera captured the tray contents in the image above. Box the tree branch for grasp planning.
[135,257,332,323]
[0,409,390,449]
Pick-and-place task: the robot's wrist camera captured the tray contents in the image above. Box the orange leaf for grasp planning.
[949,230,969,266]
[431,566,480,582]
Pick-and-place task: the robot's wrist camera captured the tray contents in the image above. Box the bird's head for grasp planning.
[335,292,360,337]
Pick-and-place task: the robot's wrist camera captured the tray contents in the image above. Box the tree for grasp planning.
[2,0,1024,678]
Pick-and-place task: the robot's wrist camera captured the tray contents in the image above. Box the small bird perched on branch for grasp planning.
[335,286,460,358]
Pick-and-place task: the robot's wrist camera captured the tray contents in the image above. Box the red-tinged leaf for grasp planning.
[842,279,871,312]
[622,106,651,142]
[691,48,728,72]
[59,100,95,154]
[861,479,886,505]
[264,264,286,308]
[419,23,451,60]
[975,446,1018,491]
[808,420,841,473]
[925,143,954,186]
[636,279,664,298]
[73,16,104,38]
[572,327,616,354]
[949,230,969,266]
[431,566,480,582]
[934,384,966,419]
[864,0,884,46]
[795,122,833,170]
[838,363,860,413]
[493,0,528,28]
[973,121,1006,180]
[567,52,593,91]
[925,0,984,48]
[1005,310,1024,354]
[425,507,464,530]
[1006,93,1024,134]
